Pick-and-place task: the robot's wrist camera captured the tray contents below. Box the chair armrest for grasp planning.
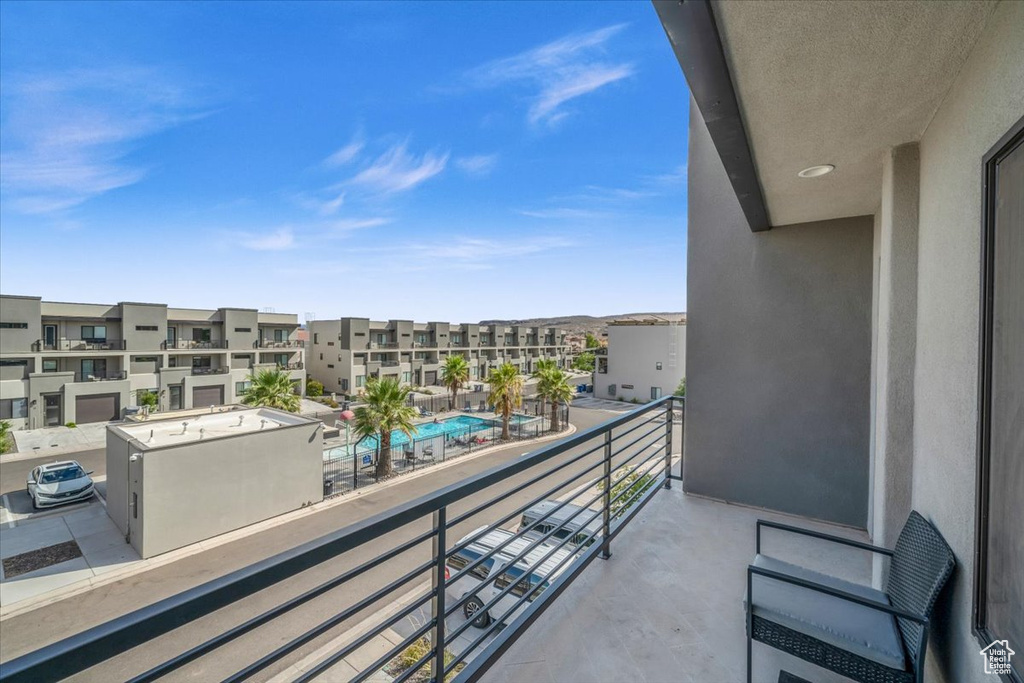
[756,519,894,556]
[747,564,927,625]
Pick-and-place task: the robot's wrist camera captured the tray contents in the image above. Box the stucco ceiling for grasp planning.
[712,0,996,227]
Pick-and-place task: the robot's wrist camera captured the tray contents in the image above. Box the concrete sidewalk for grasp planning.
[8,423,108,458]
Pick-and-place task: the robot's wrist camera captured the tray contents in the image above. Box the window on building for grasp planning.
[0,359,28,367]
[327,363,335,369]
[235,381,252,394]
[341,378,349,391]
[327,341,335,346]
[192,356,211,368]
[0,398,28,419]
[275,354,289,366]
[134,356,159,362]
[166,326,176,343]
[42,359,58,372]
[234,327,251,333]
[314,333,319,344]
[355,375,365,388]
[192,328,211,342]
[451,334,462,345]
[274,329,285,342]
[656,362,663,370]
[401,372,411,383]
[651,387,662,400]
[608,384,616,397]
[354,332,366,337]
[0,322,28,329]
[81,325,107,342]
[135,325,158,331]
[168,356,178,368]
[81,359,107,377]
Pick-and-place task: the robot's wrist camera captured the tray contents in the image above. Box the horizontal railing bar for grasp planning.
[220,559,434,683]
[1,396,679,683]
[445,426,668,591]
[444,439,607,529]
[607,420,666,461]
[455,466,667,683]
[301,615,436,683]
[126,529,436,682]
[444,446,666,629]
[443,456,608,585]
[608,411,666,442]
[391,643,434,683]
[446,447,669,670]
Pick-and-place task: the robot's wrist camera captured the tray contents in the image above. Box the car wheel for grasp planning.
[31,494,39,511]
[463,594,491,628]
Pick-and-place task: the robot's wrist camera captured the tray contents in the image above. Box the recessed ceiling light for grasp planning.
[798,164,835,178]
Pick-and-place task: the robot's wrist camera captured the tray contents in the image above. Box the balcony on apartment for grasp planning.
[164,339,229,350]
[34,338,126,352]
[257,338,303,349]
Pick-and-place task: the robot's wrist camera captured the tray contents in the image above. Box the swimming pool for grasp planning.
[357,415,495,450]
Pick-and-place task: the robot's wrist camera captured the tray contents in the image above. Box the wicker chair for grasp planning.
[746,511,955,683]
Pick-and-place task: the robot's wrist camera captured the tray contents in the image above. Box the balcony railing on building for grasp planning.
[34,339,126,352]
[0,396,683,683]
[368,341,400,349]
[279,362,304,371]
[256,339,303,349]
[75,370,128,382]
[163,340,229,350]
[191,367,229,376]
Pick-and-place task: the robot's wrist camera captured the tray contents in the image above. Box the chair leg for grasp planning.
[747,567,754,683]
[747,630,753,683]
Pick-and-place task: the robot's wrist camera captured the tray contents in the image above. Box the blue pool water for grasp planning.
[360,415,494,449]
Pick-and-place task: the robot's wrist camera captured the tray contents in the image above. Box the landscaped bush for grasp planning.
[138,390,159,411]
[306,378,324,397]
[65,422,77,428]
[385,636,464,682]
[0,420,12,455]
[674,377,686,397]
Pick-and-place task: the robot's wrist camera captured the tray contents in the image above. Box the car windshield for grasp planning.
[39,467,85,484]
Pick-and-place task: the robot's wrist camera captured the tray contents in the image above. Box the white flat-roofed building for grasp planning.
[105,406,322,558]
[593,315,686,403]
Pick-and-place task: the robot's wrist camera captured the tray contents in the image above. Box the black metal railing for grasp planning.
[163,340,229,350]
[191,367,229,376]
[75,370,128,381]
[36,339,127,351]
[256,339,303,348]
[323,403,571,497]
[0,396,684,683]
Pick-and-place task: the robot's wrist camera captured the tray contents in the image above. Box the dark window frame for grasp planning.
[135,325,158,331]
[973,114,1024,671]
[0,322,28,329]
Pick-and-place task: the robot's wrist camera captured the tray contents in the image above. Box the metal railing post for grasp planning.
[601,429,612,560]
[431,507,447,683]
[664,398,673,489]
[352,446,358,492]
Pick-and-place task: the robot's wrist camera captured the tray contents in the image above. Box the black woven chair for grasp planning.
[746,511,955,683]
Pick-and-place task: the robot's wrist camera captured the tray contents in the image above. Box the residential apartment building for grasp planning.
[593,316,686,402]
[306,318,569,395]
[0,295,305,429]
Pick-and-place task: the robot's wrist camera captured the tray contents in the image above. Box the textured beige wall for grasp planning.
[913,2,1024,681]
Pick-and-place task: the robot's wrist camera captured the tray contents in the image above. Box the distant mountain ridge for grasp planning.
[478,312,686,338]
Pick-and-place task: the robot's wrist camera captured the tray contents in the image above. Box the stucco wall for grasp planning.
[685,99,874,527]
[593,324,686,403]
[912,2,1024,681]
[123,420,322,558]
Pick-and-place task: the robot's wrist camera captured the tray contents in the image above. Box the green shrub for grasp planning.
[674,377,686,397]
[385,636,464,682]
[65,422,77,428]
[306,378,324,397]
[571,352,595,373]
[630,397,640,404]
[138,390,158,410]
[0,420,12,455]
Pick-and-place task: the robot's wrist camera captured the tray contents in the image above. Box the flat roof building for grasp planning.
[593,316,686,403]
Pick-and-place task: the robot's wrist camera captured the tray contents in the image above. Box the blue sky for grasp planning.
[0,2,689,322]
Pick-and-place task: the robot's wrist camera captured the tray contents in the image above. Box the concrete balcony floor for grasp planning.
[482,488,874,683]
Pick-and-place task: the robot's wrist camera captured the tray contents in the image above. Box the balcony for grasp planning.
[279,361,304,371]
[35,339,126,352]
[380,360,400,367]
[163,340,229,350]
[74,370,127,382]
[190,367,229,376]
[368,341,400,349]
[256,339,303,349]
[413,341,439,348]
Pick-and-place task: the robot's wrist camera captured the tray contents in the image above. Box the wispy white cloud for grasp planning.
[340,235,573,271]
[240,228,295,251]
[347,142,449,194]
[518,207,609,220]
[0,66,210,215]
[324,216,390,232]
[324,132,365,167]
[467,24,634,126]
[455,154,498,177]
[646,163,687,187]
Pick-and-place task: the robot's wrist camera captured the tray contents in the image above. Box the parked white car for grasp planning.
[445,526,575,629]
[26,460,95,510]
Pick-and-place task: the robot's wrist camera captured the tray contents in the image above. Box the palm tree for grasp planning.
[353,377,418,479]
[531,358,557,418]
[488,362,523,441]
[441,354,470,411]
[536,368,574,431]
[242,368,301,412]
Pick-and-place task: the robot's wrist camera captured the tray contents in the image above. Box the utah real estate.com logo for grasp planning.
[980,639,1015,676]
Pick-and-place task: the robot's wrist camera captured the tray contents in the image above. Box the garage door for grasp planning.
[76,394,120,424]
[424,371,437,386]
[193,385,225,407]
